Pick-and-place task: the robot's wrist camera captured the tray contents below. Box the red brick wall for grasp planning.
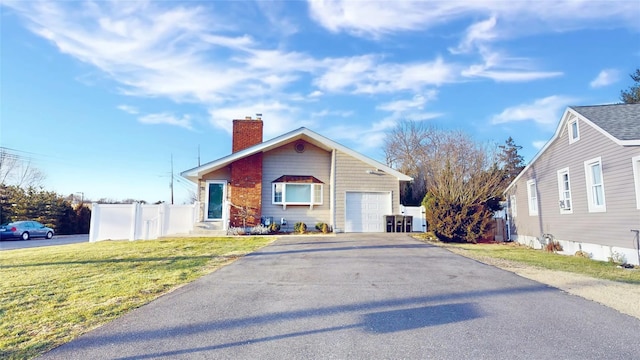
[229,153,263,227]
[232,119,263,153]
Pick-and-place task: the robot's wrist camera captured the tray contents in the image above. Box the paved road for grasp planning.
[40,233,640,359]
[0,234,89,251]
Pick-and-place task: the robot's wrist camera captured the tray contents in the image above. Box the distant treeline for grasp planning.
[0,185,90,235]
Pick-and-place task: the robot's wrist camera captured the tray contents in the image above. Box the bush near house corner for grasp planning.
[423,191,501,243]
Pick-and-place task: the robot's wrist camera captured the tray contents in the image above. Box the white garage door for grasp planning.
[345,192,392,232]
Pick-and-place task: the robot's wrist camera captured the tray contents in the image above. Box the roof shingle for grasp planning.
[571,103,640,141]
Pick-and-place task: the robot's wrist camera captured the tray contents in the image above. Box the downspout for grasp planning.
[330,149,336,232]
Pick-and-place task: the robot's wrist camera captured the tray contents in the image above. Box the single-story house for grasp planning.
[181,116,413,233]
[504,103,640,265]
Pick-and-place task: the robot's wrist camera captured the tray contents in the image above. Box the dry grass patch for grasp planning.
[0,237,274,359]
[415,235,640,285]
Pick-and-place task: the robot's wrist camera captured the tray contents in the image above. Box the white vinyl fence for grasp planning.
[399,205,427,232]
[89,202,199,242]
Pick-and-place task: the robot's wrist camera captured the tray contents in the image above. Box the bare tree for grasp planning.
[384,122,504,242]
[0,148,46,188]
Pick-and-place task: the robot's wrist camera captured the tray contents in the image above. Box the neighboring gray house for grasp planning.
[181,116,412,233]
[504,103,640,265]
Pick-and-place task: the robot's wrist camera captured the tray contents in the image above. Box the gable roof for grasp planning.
[505,103,640,193]
[572,104,640,142]
[181,127,413,182]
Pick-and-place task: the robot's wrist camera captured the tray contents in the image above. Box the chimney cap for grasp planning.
[245,116,252,120]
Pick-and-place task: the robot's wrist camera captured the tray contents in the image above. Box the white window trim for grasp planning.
[556,168,573,214]
[526,179,538,216]
[272,183,323,210]
[632,155,640,209]
[204,180,227,223]
[509,194,517,218]
[568,118,580,144]
[584,157,606,213]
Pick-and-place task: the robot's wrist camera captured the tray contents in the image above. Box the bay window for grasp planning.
[272,175,323,209]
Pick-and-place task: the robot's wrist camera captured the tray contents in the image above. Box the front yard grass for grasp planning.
[0,236,274,360]
[416,236,640,285]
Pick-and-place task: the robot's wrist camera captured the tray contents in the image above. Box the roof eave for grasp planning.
[181,127,413,182]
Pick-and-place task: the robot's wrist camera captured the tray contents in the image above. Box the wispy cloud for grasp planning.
[4,0,633,138]
[316,56,458,94]
[590,69,620,88]
[308,1,639,38]
[139,113,193,130]
[117,105,139,115]
[532,140,547,150]
[491,96,577,128]
[208,102,313,139]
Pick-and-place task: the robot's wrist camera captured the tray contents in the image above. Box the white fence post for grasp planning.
[129,202,140,241]
[89,203,99,242]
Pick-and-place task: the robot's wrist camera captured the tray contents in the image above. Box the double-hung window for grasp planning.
[584,157,606,212]
[526,179,538,216]
[557,168,572,214]
[272,175,323,209]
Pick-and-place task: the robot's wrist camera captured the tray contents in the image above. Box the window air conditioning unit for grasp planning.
[559,200,571,210]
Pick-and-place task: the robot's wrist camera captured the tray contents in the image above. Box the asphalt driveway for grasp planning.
[40,233,640,359]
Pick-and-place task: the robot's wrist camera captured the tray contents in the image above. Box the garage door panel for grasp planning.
[345,192,392,233]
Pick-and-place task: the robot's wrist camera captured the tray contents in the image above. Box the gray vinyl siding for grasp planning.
[507,115,640,248]
[261,141,332,229]
[334,150,401,232]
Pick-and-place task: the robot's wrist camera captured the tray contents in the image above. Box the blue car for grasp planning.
[0,220,55,240]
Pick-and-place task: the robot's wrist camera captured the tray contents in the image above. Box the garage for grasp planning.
[344,192,392,232]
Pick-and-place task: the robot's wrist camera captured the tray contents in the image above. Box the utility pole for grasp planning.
[170,154,174,205]
[198,145,201,166]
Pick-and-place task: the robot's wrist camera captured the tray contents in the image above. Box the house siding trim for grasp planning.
[633,155,640,209]
[526,179,538,216]
[556,167,573,214]
[583,156,606,213]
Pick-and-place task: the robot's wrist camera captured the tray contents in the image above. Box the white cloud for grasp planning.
[461,47,563,82]
[117,105,139,115]
[308,0,463,37]
[491,96,577,128]
[311,109,353,118]
[450,16,498,54]
[308,1,640,38]
[377,92,436,112]
[308,90,324,98]
[316,56,458,94]
[139,113,193,130]
[590,69,620,88]
[532,140,547,150]
[208,102,314,139]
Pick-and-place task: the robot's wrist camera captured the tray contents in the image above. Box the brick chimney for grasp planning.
[232,116,263,153]
[229,116,263,227]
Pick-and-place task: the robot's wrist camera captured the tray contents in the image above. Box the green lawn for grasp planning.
[416,236,640,284]
[0,237,274,360]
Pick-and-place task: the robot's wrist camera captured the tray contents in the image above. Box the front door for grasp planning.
[205,181,226,221]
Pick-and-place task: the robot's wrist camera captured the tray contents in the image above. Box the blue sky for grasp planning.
[1,1,639,204]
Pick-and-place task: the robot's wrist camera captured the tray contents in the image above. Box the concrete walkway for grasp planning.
[40,233,640,359]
